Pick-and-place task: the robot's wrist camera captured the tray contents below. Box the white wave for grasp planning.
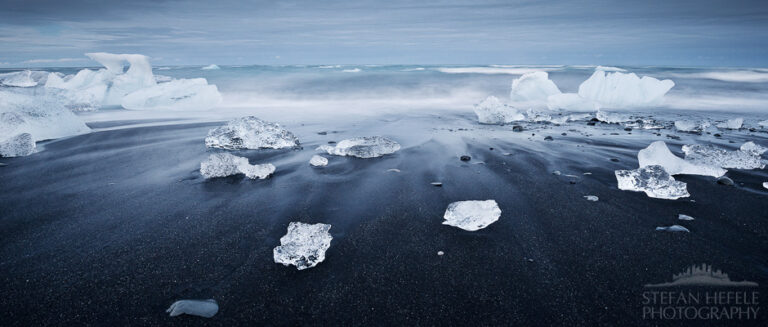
[669,70,768,83]
[401,67,425,71]
[342,68,361,73]
[435,66,559,75]
[595,66,626,72]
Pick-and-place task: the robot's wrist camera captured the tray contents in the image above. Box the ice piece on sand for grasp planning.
[0,90,91,142]
[583,195,599,201]
[309,155,328,167]
[716,118,743,129]
[205,116,299,150]
[121,78,221,111]
[0,133,35,157]
[547,93,600,111]
[0,70,40,87]
[763,182,768,190]
[596,110,631,123]
[442,200,501,231]
[273,222,332,270]
[202,64,220,70]
[678,214,695,221]
[525,108,552,122]
[655,225,690,233]
[509,72,561,107]
[578,71,674,108]
[473,96,525,124]
[200,153,275,179]
[674,120,709,132]
[316,136,400,158]
[167,299,218,318]
[638,141,726,177]
[682,142,766,170]
[615,165,690,200]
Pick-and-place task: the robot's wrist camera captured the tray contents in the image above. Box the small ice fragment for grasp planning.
[442,200,501,231]
[547,93,600,111]
[200,153,274,179]
[682,142,765,170]
[678,214,695,221]
[583,195,599,201]
[739,141,767,156]
[552,170,561,176]
[763,182,768,189]
[309,155,328,167]
[638,141,726,177]
[437,251,444,256]
[386,168,401,173]
[273,222,333,270]
[615,165,690,200]
[655,225,690,233]
[716,118,743,129]
[316,136,400,158]
[0,133,35,157]
[431,182,443,187]
[205,116,299,150]
[583,172,592,175]
[166,299,218,318]
[201,64,220,70]
[473,96,525,124]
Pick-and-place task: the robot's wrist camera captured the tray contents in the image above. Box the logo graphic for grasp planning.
[645,263,758,288]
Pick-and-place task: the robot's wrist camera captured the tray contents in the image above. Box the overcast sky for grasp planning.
[1,0,767,67]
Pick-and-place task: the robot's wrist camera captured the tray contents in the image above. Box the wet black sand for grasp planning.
[1,114,767,326]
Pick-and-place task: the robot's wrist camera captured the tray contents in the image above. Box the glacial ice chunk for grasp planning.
[167,299,218,318]
[615,165,690,200]
[578,71,674,108]
[509,72,561,107]
[0,70,42,87]
[121,78,222,111]
[273,222,332,270]
[547,93,600,111]
[316,136,400,158]
[309,155,328,167]
[678,214,695,221]
[473,96,525,124]
[45,69,110,111]
[205,116,299,150]
[716,118,743,130]
[85,52,156,105]
[638,141,726,177]
[0,90,91,143]
[200,153,275,179]
[583,195,599,201]
[763,182,768,190]
[596,110,632,123]
[0,133,35,157]
[201,64,220,70]
[740,141,767,156]
[442,200,501,231]
[681,142,766,170]
[655,225,690,233]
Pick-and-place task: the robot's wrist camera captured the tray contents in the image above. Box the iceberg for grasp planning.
[166,299,218,318]
[45,69,110,111]
[121,78,221,111]
[655,225,690,233]
[547,93,600,111]
[201,64,220,70]
[200,153,275,179]
[85,52,156,105]
[0,90,91,148]
[309,155,328,167]
[578,71,674,108]
[0,133,35,157]
[273,222,332,270]
[716,118,743,130]
[442,200,501,231]
[316,136,400,158]
[473,96,525,124]
[638,141,726,177]
[205,116,299,150]
[509,72,561,107]
[615,165,690,200]
[681,142,766,170]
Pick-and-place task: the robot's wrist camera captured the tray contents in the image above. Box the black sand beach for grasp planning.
[1,113,767,326]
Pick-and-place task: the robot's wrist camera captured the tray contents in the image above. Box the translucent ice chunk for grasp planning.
[763,182,768,190]
[473,96,525,124]
[682,142,766,170]
[0,70,40,87]
[0,133,35,157]
[205,116,299,150]
[166,299,218,318]
[0,90,91,142]
[716,118,743,130]
[655,225,690,232]
[674,120,710,132]
[316,136,400,158]
[121,78,222,111]
[442,200,501,231]
[583,195,599,201]
[739,141,767,156]
[615,165,690,200]
[200,153,275,179]
[578,71,675,108]
[638,141,726,177]
[509,72,561,108]
[273,222,332,270]
[309,155,328,167]
[596,110,631,123]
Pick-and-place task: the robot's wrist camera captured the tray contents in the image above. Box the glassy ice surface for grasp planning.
[655,225,690,233]
[309,155,328,167]
[716,118,743,129]
[595,110,632,123]
[509,71,561,108]
[205,116,299,150]
[0,133,34,157]
[615,165,690,200]
[273,222,333,270]
[317,136,400,158]
[638,141,726,177]
[442,200,502,231]
[166,299,218,318]
[577,70,675,108]
[473,96,525,124]
[682,142,766,170]
[200,153,275,179]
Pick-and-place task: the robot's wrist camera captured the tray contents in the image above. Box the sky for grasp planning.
[1,0,767,67]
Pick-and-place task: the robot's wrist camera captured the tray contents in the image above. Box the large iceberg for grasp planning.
[200,153,275,179]
[317,136,400,158]
[0,133,35,157]
[509,72,561,107]
[205,116,299,150]
[473,96,525,124]
[273,222,333,270]
[121,78,221,111]
[578,71,674,108]
[442,200,501,231]
[637,141,726,177]
[615,165,690,200]
[682,142,766,170]
[166,299,218,318]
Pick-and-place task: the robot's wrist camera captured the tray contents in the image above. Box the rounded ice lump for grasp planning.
[316,136,400,158]
[442,200,501,231]
[200,153,275,179]
[473,96,525,125]
[205,116,299,150]
[273,222,333,270]
[615,165,689,200]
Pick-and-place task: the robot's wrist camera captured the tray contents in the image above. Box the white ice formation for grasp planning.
[638,141,726,177]
[547,93,600,111]
[615,165,690,200]
[674,120,710,132]
[583,195,599,201]
[682,141,766,170]
[655,225,690,233]
[205,116,299,150]
[473,96,525,124]
[0,70,47,87]
[316,136,400,158]
[273,222,333,270]
[678,214,695,221]
[0,133,35,157]
[577,71,674,108]
[200,153,275,179]
[309,155,328,167]
[509,72,561,108]
[442,200,501,231]
[763,182,768,190]
[596,110,632,123]
[716,118,743,130]
[166,299,219,318]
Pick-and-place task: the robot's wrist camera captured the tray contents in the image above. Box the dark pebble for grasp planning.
[717,176,734,186]
[460,155,471,161]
